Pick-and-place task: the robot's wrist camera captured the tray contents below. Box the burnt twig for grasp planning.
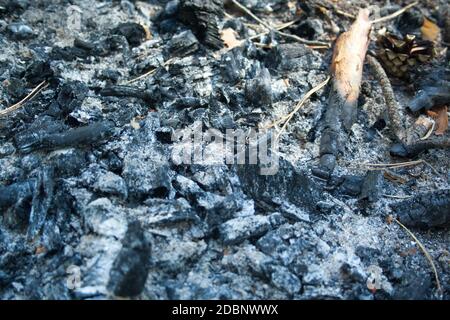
[17,120,115,153]
[367,55,406,142]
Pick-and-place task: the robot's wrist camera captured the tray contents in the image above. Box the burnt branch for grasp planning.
[318,9,371,174]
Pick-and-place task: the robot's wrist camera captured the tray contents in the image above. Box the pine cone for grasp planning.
[376,32,436,79]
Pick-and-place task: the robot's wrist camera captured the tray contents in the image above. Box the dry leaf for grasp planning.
[426,105,448,135]
[421,18,440,42]
[220,28,243,49]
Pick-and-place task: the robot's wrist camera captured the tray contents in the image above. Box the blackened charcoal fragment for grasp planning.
[0,180,34,210]
[24,60,53,85]
[107,221,151,297]
[165,30,199,58]
[17,120,115,153]
[177,0,224,49]
[359,171,382,204]
[294,19,324,40]
[396,9,424,35]
[390,189,450,229]
[56,81,88,116]
[112,22,146,47]
[0,0,29,15]
[28,166,54,239]
[97,69,121,84]
[144,198,199,226]
[6,22,34,40]
[245,67,272,107]
[100,85,154,103]
[408,85,450,113]
[264,264,302,295]
[5,77,26,99]
[265,43,321,72]
[51,46,89,61]
[237,159,322,211]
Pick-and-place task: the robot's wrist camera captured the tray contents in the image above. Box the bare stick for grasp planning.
[318,9,371,174]
[0,81,48,117]
[393,218,443,298]
[371,1,419,24]
[230,0,330,47]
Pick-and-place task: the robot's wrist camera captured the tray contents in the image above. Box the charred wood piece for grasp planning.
[15,120,115,153]
[390,189,450,229]
[0,180,35,210]
[177,0,224,49]
[100,85,154,102]
[390,136,450,158]
[318,9,371,174]
[408,85,450,113]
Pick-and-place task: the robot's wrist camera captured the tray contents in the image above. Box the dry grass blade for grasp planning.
[125,58,175,84]
[262,76,330,141]
[371,1,419,24]
[0,80,48,117]
[363,160,423,168]
[393,218,443,298]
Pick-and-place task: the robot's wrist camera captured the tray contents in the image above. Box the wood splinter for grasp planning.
[318,9,371,175]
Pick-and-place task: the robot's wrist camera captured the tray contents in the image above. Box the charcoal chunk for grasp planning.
[24,60,53,85]
[6,22,34,40]
[294,19,324,40]
[390,189,450,228]
[177,0,223,49]
[112,22,146,47]
[107,221,151,297]
[236,159,322,211]
[165,30,199,58]
[56,81,88,116]
[245,67,272,107]
[264,264,301,295]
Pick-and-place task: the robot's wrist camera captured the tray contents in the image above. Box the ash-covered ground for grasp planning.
[0,0,449,300]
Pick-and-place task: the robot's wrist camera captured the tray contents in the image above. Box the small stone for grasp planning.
[93,171,128,200]
[7,23,34,40]
[266,265,301,295]
[219,215,270,245]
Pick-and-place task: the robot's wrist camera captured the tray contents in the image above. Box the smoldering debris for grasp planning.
[0,0,448,301]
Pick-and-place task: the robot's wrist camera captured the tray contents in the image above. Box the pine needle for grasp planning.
[371,1,419,24]
[0,80,48,117]
[262,76,330,141]
[393,218,443,298]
